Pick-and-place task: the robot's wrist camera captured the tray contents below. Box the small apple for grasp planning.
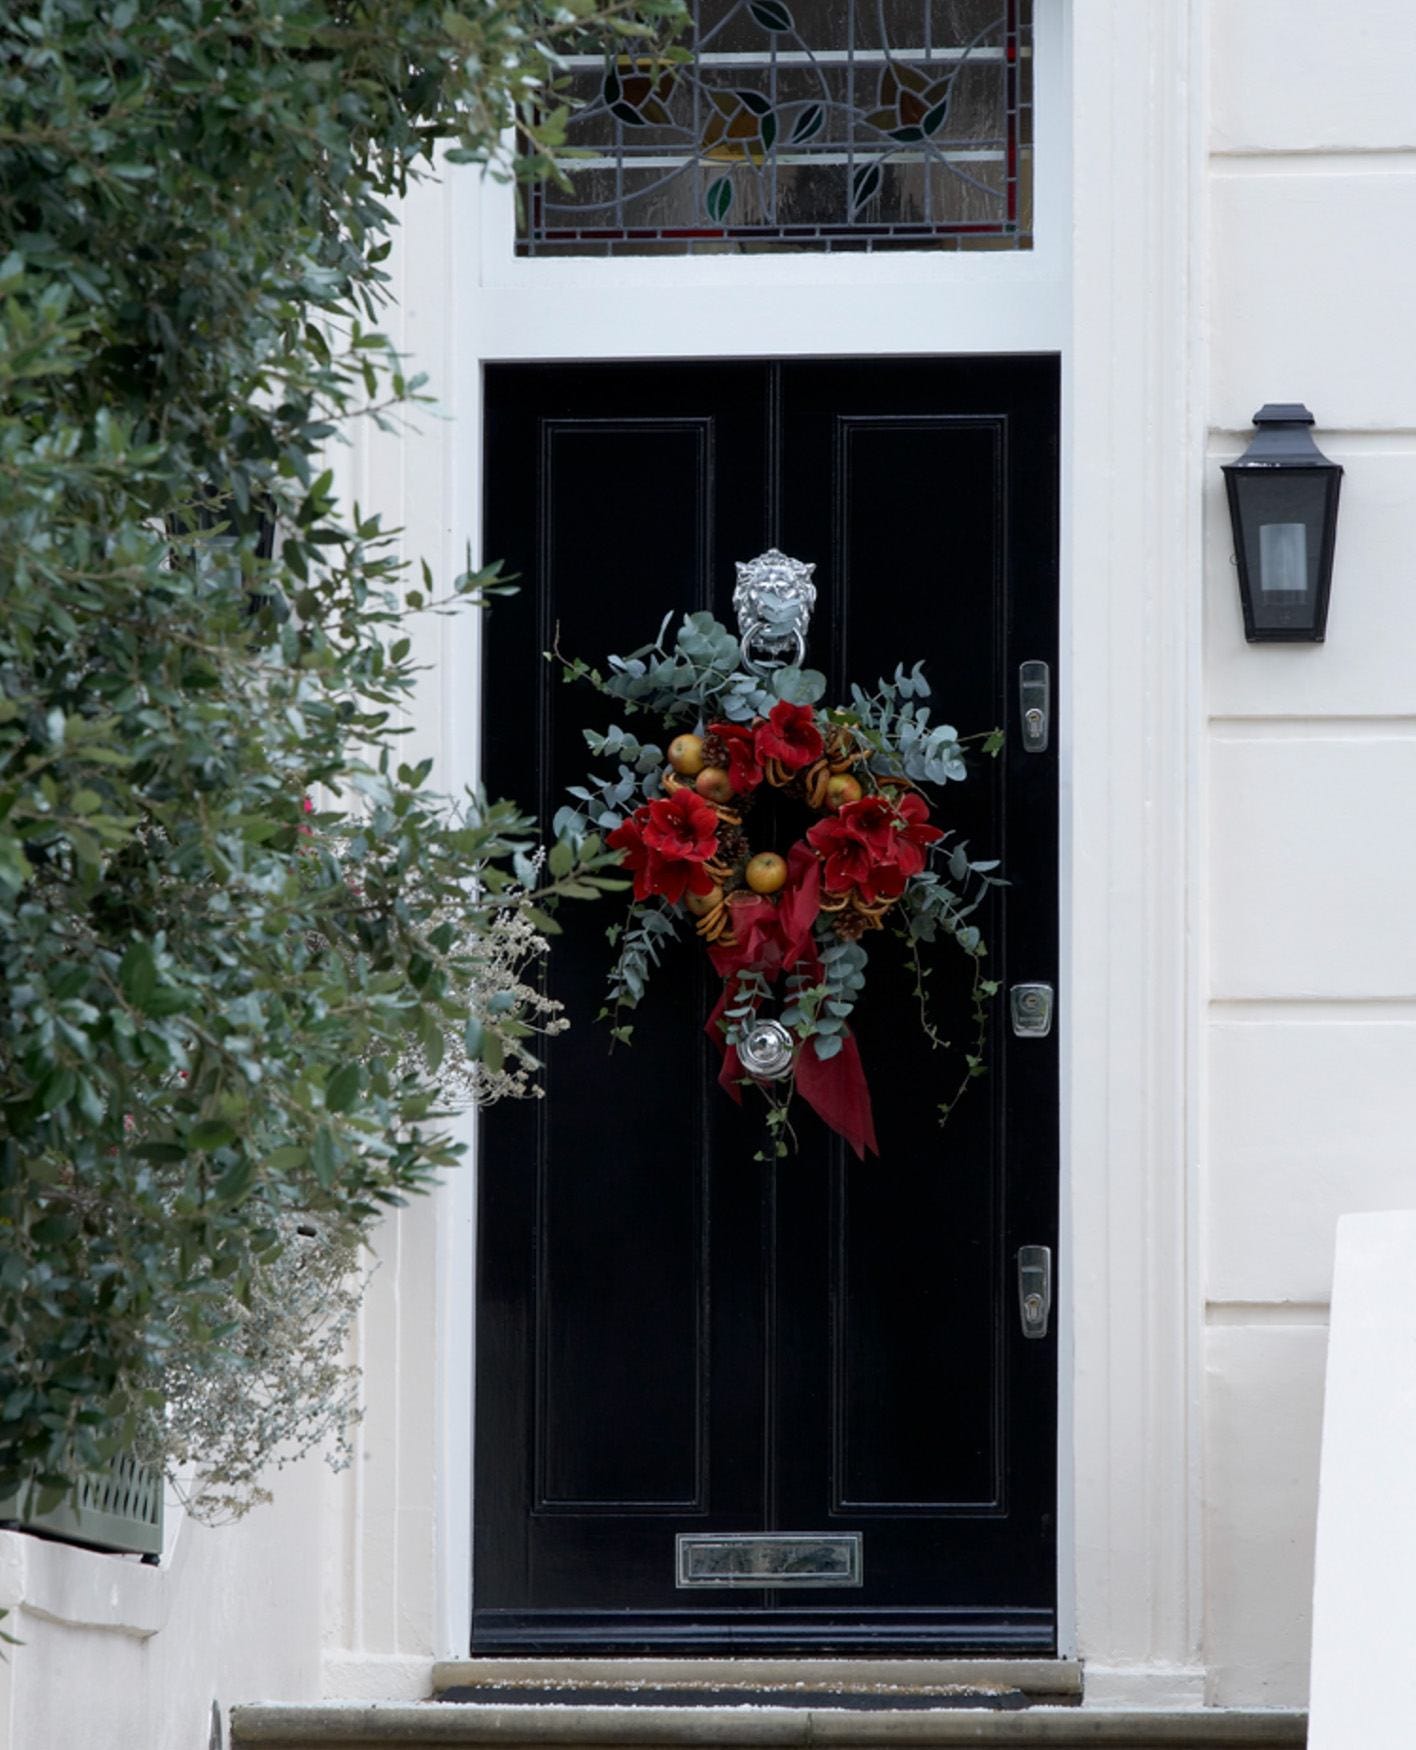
[667,733,705,775]
[824,773,863,812]
[695,765,733,804]
[685,883,723,917]
[745,852,788,895]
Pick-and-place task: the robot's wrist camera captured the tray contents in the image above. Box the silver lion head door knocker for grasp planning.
[733,548,817,676]
[730,548,819,1086]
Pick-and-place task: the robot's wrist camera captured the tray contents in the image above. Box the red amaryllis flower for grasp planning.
[804,815,874,896]
[707,721,762,795]
[611,793,720,905]
[606,809,655,901]
[754,700,824,772]
[642,788,720,861]
[645,850,718,906]
[806,790,939,904]
[807,812,906,905]
[889,789,943,876]
[828,794,897,853]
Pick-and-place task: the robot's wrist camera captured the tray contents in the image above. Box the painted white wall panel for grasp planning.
[1204,1323,1327,1706]
[1206,447,1416,718]
[0,1456,324,1750]
[1210,170,1416,431]
[1207,1019,1416,1302]
[1210,733,1416,997]
[1212,1,1416,154]
[1308,1211,1416,1748]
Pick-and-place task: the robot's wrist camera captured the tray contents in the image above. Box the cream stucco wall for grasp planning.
[1201,0,1416,1708]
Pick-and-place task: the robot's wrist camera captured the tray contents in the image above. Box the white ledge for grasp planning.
[0,1497,188,1638]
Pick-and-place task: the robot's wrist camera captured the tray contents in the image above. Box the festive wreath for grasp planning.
[554,551,1003,1160]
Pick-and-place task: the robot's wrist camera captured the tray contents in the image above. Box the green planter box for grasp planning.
[0,1454,163,1561]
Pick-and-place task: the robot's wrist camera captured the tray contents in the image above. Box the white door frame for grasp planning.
[321,0,1208,1706]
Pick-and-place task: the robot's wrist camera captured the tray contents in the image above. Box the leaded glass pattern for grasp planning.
[518,2,1033,256]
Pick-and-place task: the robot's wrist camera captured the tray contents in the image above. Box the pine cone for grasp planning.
[701,732,729,769]
[718,826,750,865]
[832,909,868,942]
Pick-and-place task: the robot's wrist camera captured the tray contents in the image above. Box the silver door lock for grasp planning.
[1019,660,1050,753]
[1017,1246,1052,1340]
[1009,982,1054,1038]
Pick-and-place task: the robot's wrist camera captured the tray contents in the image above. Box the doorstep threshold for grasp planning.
[433,1658,1082,1702]
[231,1702,1308,1747]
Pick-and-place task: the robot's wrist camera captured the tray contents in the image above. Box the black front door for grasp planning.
[476,358,1059,1653]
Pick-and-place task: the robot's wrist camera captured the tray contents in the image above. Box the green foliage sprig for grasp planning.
[0,0,684,1501]
[555,610,827,729]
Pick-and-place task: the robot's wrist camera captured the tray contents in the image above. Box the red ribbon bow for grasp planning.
[704,844,878,1160]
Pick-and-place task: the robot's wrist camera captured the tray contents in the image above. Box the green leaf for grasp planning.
[325,1064,361,1113]
[213,1156,255,1202]
[189,1120,235,1152]
[118,941,157,1010]
[312,1127,337,1189]
[39,1069,76,1113]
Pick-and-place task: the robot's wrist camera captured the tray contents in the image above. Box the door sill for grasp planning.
[436,1657,1080,1704]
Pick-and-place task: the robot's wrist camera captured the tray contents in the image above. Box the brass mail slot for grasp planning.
[675,1532,862,1589]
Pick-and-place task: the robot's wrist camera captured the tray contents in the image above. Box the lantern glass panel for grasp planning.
[1232,470,1330,635]
[1258,521,1306,592]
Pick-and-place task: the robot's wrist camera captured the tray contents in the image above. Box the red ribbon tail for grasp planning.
[795,1034,879,1160]
[704,859,877,1155]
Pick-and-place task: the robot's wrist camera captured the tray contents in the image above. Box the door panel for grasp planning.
[476,358,1059,1652]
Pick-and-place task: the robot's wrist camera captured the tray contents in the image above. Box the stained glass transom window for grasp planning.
[518,2,1033,257]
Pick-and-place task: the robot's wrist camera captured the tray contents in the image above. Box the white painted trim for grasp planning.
[1049,0,1077,1664]
[1066,0,1205,1692]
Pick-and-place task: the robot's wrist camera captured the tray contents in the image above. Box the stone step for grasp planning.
[229,1702,1308,1749]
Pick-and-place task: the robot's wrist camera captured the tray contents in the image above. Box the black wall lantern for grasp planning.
[1222,403,1343,642]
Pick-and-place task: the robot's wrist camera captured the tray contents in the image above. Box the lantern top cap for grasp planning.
[1252,403,1315,427]
[1225,402,1339,474]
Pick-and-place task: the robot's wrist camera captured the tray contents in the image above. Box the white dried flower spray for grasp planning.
[414,895,569,1108]
[146,865,569,1522]
[146,1213,371,1524]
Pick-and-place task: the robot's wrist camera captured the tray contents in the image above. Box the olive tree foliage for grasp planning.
[0,0,683,1503]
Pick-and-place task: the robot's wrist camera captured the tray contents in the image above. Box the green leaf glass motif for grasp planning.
[851,163,882,211]
[706,176,735,221]
[520,0,1034,257]
[749,0,793,30]
[789,103,824,144]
